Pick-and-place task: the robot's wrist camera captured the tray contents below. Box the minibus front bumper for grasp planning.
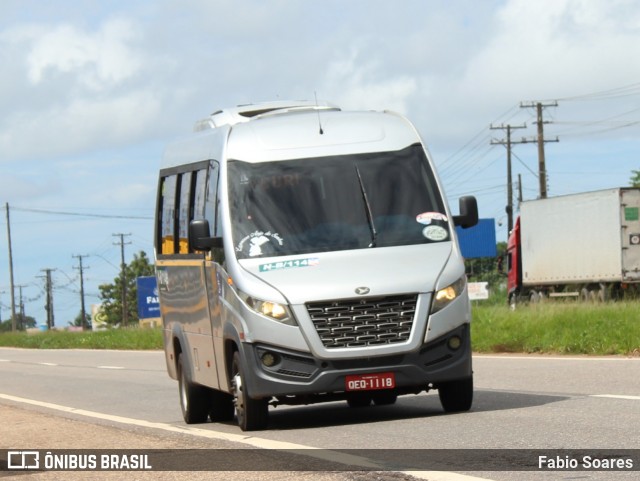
[239,323,471,400]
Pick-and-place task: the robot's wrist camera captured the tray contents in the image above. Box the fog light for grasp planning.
[448,336,462,350]
[261,352,279,367]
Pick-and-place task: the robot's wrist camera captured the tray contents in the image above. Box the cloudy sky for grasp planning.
[1,0,640,326]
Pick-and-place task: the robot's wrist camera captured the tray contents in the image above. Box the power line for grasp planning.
[554,81,640,102]
[11,206,152,220]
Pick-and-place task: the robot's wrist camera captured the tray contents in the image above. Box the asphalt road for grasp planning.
[0,348,638,481]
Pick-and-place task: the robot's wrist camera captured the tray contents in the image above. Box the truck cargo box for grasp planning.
[520,188,640,285]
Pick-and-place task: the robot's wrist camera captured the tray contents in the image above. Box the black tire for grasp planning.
[346,392,372,408]
[508,293,517,311]
[580,288,590,302]
[177,353,210,424]
[438,376,473,413]
[231,352,269,431]
[372,391,398,406]
[209,390,234,422]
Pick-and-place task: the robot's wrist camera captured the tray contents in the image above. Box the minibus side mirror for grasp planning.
[453,196,478,229]
[189,219,223,251]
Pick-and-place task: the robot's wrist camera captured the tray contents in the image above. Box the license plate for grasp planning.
[345,372,395,391]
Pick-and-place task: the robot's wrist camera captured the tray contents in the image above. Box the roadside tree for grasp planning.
[98,251,155,326]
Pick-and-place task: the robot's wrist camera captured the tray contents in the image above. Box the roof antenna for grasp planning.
[314,91,324,135]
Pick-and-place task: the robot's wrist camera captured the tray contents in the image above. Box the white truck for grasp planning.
[507,188,640,305]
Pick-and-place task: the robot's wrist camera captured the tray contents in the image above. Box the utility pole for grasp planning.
[5,203,17,332]
[41,269,56,329]
[490,123,527,234]
[518,174,523,205]
[113,233,131,327]
[73,254,90,330]
[520,101,559,199]
[16,285,27,330]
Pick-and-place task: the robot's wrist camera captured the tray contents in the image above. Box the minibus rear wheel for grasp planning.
[231,352,269,431]
[178,353,210,424]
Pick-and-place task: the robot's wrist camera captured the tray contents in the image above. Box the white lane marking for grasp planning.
[0,392,493,481]
[475,355,640,361]
[1,359,126,370]
[591,394,640,401]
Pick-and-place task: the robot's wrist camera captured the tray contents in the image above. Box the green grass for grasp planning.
[472,301,640,355]
[0,327,163,350]
[1,302,639,355]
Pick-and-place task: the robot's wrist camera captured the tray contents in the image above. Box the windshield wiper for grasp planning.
[354,165,377,247]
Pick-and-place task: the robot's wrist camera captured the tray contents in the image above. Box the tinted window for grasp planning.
[228,144,447,259]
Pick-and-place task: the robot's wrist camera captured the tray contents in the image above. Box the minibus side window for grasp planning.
[204,161,224,263]
[178,172,192,254]
[161,175,178,254]
[204,161,220,236]
[193,169,207,221]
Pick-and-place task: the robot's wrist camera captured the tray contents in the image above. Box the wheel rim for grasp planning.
[232,372,245,420]
[180,380,187,411]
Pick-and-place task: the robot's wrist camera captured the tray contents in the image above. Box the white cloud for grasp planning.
[0,16,163,163]
[321,48,418,114]
[459,0,640,101]
[24,18,141,90]
[0,90,163,161]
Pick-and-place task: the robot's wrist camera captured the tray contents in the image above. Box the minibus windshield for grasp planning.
[228,144,448,259]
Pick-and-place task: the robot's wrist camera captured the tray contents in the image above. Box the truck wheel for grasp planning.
[438,376,473,413]
[508,294,517,311]
[231,352,268,431]
[597,285,608,303]
[178,353,211,424]
[209,390,234,422]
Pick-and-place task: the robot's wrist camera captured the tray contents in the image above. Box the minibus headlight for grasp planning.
[241,294,296,326]
[431,276,467,314]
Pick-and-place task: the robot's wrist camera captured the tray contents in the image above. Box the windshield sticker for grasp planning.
[236,231,284,257]
[259,257,319,272]
[416,212,448,225]
[423,225,449,242]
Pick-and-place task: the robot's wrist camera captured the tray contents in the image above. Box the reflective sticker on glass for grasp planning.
[416,212,448,225]
[422,225,449,241]
[236,231,284,257]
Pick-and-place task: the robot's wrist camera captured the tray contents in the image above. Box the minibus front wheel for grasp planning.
[231,352,269,431]
[438,376,473,413]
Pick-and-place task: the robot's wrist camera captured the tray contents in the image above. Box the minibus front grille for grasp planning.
[306,294,417,349]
